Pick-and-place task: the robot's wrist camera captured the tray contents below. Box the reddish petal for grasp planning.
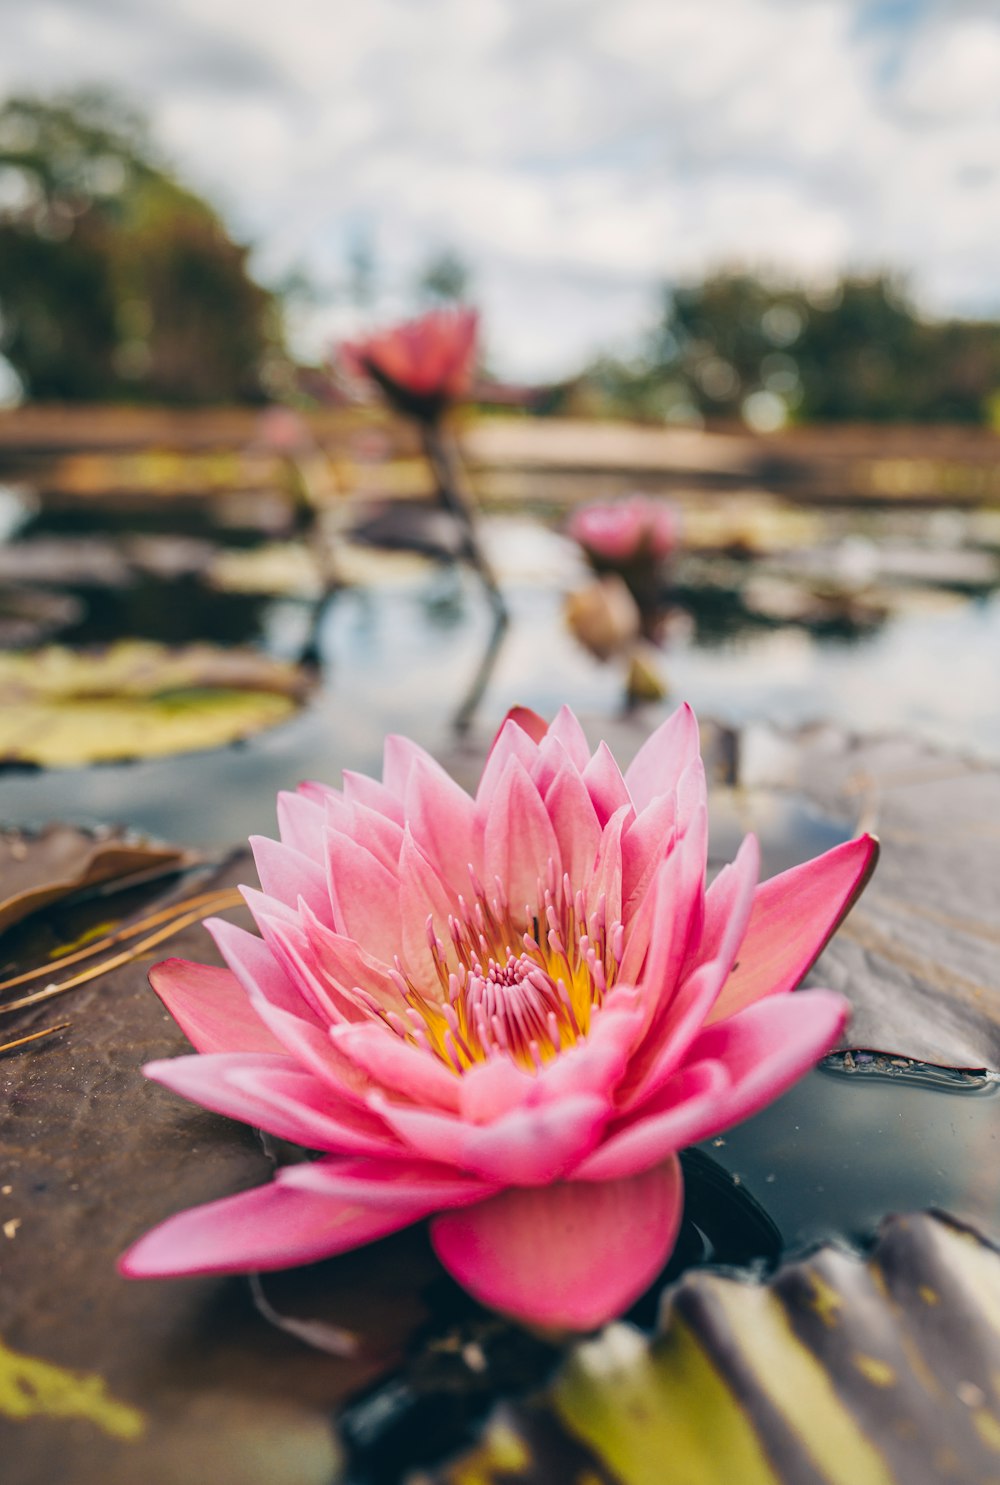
[708,834,879,1022]
[431,1159,683,1330]
[119,1174,427,1278]
[624,703,699,812]
[148,958,283,1055]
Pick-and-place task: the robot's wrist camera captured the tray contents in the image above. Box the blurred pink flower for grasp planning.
[339,306,478,420]
[121,705,876,1331]
[568,495,679,566]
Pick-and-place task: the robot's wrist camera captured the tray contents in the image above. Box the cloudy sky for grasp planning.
[2,0,999,378]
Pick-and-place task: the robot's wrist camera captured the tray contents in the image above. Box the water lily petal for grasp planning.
[679,988,849,1133]
[330,1022,462,1111]
[323,825,401,955]
[430,1159,683,1330]
[283,1155,497,1209]
[547,704,592,770]
[144,1052,396,1155]
[624,703,699,812]
[543,764,602,886]
[373,1092,609,1184]
[403,750,478,893]
[483,756,562,917]
[582,741,632,827]
[575,1062,729,1180]
[119,1176,428,1277]
[147,958,283,1055]
[249,835,331,923]
[709,834,879,1022]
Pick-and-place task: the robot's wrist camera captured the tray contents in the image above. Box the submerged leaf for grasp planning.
[0,641,313,768]
[436,1213,1000,1485]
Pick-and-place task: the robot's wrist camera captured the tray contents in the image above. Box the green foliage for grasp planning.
[0,89,285,404]
[558,272,1000,427]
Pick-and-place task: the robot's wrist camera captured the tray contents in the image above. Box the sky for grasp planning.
[2,0,999,379]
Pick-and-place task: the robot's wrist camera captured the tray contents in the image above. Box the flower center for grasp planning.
[385,860,624,1073]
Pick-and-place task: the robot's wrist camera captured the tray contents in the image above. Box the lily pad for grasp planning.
[0,642,313,769]
[0,824,191,937]
[737,726,1000,1072]
[435,1212,1000,1485]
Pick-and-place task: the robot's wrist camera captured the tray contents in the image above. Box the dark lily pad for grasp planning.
[0,824,190,937]
[433,1212,1000,1485]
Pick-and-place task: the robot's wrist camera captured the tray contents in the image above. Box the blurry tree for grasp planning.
[555,271,1000,427]
[0,89,285,403]
[416,248,472,306]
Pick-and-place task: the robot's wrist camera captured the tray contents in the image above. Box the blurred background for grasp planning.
[0,0,998,844]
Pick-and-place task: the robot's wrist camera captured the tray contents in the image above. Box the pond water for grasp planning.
[1,493,999,1311]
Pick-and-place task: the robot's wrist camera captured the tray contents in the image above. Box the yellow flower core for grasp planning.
[386,860,625,1074]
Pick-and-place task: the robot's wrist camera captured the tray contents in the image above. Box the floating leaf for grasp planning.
[0,641,313,768]
[435,1213,1000,1485]
[0,824,190,937]
[735,727,1000,1072]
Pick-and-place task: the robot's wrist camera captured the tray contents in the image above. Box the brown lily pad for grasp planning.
[736,725,1000,1072]
[0,850,433,1485]
[435,1212,1000,1485]
[0,824,191,937]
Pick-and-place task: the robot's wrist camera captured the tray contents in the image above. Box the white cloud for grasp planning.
[1,0,1000,376]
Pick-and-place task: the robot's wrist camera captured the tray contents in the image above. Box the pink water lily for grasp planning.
[121,705,876,1331]
[569,495,679,566]
[339,306,478,421]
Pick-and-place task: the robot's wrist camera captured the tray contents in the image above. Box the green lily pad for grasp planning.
[436,1212,1000,1485]
[0,641,313,768]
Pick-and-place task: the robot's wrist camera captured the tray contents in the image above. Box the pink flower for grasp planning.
[569,495,679,566]
[339,307,478,421]
[120,705,876,1331]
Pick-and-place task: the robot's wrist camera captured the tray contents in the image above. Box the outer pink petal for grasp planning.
[119,1175,428,1278]
[575,1063,729,1180]
[147,958,284,1055]
[283,1155,497,1209]
[341,769,404,826]
[249,835,331,923]
[372,1092,609,1184]
[477,717,544,806]
[431,1159,683,1330]
[624,703,699,812]
[708,834,879,1023]
[206,917,321,1024]
[679,988,850,1137]
[621,791,677,917]
[144,1053,398,1156]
